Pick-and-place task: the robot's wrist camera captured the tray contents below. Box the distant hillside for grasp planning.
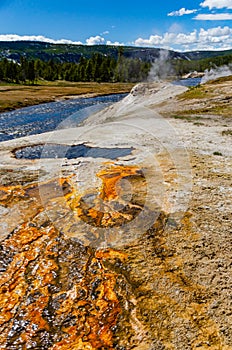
[0,41,183,62]
[1,41,231,63]
[183,49,232,60]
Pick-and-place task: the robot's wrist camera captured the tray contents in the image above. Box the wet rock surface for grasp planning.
[0,161,231,349]
[0,173,127,349]
[0,80,231,349]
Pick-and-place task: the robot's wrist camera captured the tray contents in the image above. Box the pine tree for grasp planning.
[85,60,93,81]
[27,60,35,84]
[0,65,3,81]
[19,56,27,82]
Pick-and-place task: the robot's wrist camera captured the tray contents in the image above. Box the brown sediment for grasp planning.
[0,163,230,349]
[97,165,141,201]
[66,165,147,229]
[0,177,125,348]
[0,224,123,349]
[0,168,133,349]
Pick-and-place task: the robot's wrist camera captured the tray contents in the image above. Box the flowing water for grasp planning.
[172,76,202,87]
[0,93,126,142]
[0,79,201,144]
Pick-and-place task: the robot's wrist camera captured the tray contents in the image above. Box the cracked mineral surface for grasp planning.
[0,79,231,349]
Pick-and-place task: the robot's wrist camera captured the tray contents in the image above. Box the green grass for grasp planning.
[193,122,205,126]
[222,129,232,136]
[172,114,203,122]
[213,151,223,156]
[178,85,212,100]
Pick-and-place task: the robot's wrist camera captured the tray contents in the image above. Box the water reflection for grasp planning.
[0,94,126,142]
[14,143,133,160]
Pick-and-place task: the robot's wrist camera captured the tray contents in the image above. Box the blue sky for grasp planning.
[0,0,232,51]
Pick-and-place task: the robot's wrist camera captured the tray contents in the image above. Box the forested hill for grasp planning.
[0,41,232,84]
[0,41,185,62]
[1,40,232,63]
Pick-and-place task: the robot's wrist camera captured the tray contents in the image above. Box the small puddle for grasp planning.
[14,144,134,160]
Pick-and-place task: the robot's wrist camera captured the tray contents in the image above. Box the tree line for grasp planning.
[0,49,231,84]
[0,52,151,84]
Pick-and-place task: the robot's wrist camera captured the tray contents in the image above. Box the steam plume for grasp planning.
[201,64,232,83]
[147,50,173,82]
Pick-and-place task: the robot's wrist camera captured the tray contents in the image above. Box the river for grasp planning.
[0,78,202,143]
[0,93,126,142]
[172,76,202,87]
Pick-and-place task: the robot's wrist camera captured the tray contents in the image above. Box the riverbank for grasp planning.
[0,78,231,349]
[0,81,134,113]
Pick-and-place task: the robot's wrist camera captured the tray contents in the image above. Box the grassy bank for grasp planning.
[0,81,134,113]
[174,75,232,118]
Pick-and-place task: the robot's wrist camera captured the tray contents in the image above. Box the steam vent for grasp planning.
[0,81,231,349]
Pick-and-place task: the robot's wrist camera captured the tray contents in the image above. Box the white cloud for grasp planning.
[0,34,83,44]
[134,35,163,46]
[195,13,232,20]
[200,0,232,9]
[202,26,231,35]
[102,31,109,35]
[0,33,114,46]
[134,31,198,47]
[85,35,105,45]
[0,33,126,47]
[1,28,232,52]
[168,8,198,16]
[106,40,124,46]
[133,26,232,51]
